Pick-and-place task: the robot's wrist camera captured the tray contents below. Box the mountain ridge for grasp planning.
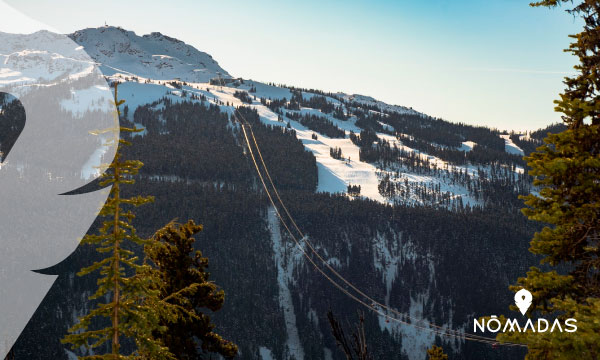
[63,26,537,208]
[68,26,231,83]
[1,26,551,360]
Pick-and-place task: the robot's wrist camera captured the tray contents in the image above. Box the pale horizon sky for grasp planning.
[4,0,582,131]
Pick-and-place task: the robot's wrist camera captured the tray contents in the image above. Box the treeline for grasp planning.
[530,122,567,140]
[290,91,335,114]
[127,98,252,185]
[376,161,530,210]
[330,147,343,160]
[125,99,318,192]
[233,90,253,104]
[14,92,537,359]
[350,128,525,168]
[280,191,535,359]
[508,123,567,156]
[285,111,346,138]
[236,106,318,192]
[345,103,505,152]
[0,94,25,161]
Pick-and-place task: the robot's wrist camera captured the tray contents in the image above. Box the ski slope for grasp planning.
[55,26,527,209]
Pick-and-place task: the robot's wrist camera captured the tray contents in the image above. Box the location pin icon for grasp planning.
[514,289,533,316]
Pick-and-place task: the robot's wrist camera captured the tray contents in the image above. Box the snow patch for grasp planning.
[259,346,275,360]
[500,134,524,156]
[268,206,305,360]
[459,141,476,152]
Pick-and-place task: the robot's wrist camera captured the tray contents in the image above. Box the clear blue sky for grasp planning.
[6,0,581,131]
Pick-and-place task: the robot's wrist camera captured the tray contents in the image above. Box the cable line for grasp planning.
[214,79,523,348]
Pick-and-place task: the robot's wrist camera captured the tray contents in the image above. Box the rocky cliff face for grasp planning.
[69,26,230,83]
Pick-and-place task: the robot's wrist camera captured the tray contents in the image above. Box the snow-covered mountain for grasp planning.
[1,26,531,210]
[69,26,230,83]
[4,27,542,360]
[337,93,420,117]
[57,26,531,211]
[0,30,98,85]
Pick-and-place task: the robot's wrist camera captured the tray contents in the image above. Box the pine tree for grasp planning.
[143,220,238,359]
[62,84,174,359]
[327,310,373,360]
[496,1,600,358]
[426,345,448,360]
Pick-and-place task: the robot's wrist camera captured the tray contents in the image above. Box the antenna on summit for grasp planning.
[216,71,223,90]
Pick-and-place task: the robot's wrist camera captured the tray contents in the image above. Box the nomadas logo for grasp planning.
[474,289,578,334]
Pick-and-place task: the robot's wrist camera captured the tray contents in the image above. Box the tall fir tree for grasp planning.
[62,83,174,359]
[497,1,600,358]
[143,220,238,359]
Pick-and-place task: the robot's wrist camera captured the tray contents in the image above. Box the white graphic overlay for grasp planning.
[0,2,118,357]
[514,288,533,316]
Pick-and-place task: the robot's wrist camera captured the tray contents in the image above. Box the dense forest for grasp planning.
[2,0,597,357]
[8,97,541,359]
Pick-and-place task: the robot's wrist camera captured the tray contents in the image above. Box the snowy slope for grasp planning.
[338,93,421,116]
[0,30,96,86]
[97,71,514,210]
[69,26,230,83]
[500,134,524,156]
[2,27,537,360]
[60,26,528,210]
[2,26,526,209]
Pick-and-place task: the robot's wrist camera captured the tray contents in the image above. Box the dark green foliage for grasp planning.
[427,345,448,360]
[356,133,530,209]
[350,129,378,149]
[529,123,567,141]
[0,94,25,162]
[145,221,238,359]
[500,125,600,357]
[330,147,343,160]
[510,124,568,156]
[233,90,253,104]
[285,111,346,138]
[290,91,335,113]
[127,98,251,185]
[285,192,533,360]
[497,1,600,358]
[508,134,539,156]
[347,184,361,196]
[377,174,396,198]
[327,310,373,360]
[128,180,286,360]
[236,106,318,191]
[354,115,386,133]
[333,106,348,121]
[62,85,171,359]
[395,134,524,167]
[167,81,182,90]
[15,93,544,360]
[380,112,505,151]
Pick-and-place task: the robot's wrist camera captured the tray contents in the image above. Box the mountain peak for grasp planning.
[143,32,183,44]
[69,26,230,82]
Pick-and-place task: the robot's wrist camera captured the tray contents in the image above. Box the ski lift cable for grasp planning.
[224,81,520,346]
[237,119,508,346]
[241,114,520,346]
[234,111,523,348]
[242,117,501,342]
[214,76,519,347]
[231,100,511,344]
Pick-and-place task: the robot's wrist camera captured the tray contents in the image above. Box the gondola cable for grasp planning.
[213,78,523,347]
